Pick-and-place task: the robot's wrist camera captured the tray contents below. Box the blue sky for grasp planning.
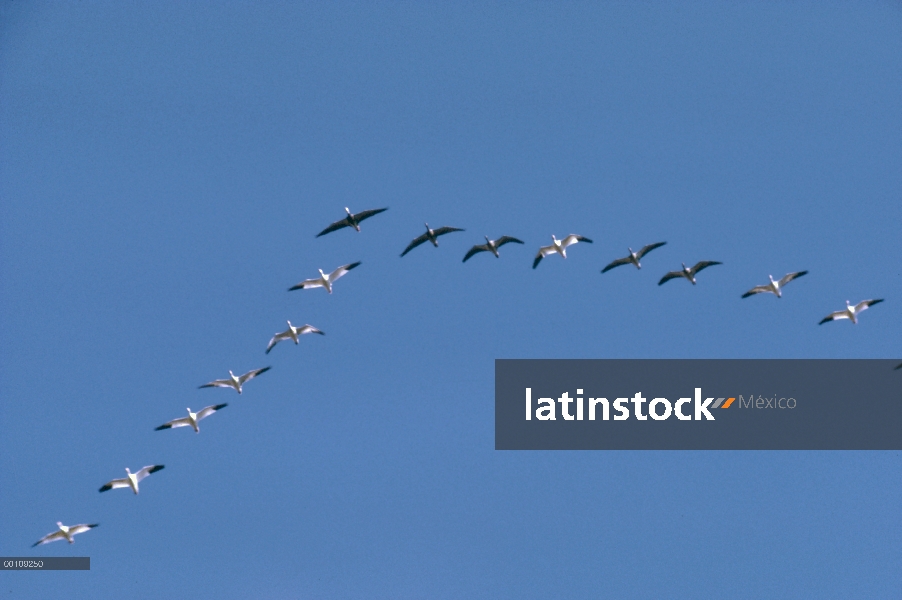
[1,2,900,598]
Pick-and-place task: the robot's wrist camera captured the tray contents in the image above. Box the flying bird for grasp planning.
[741,271,808,298]
[601,242,667,273]
[532,235,593,269]
[199,367,270,394]
[289,262,361,294]
[658,261,722,285]
[316,207,388,237]
[818,299,884,325]
[400,223,465,257]
[99,465,165,495]
[266,321,324,354]
[33,522,98,547]
[463,236,524,262]
[155,404,228,433]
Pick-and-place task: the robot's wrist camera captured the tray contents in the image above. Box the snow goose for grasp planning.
[316,207,388,237]
[532,234,593,269]
[401,223,465,257]
[741,271,808,298]
[199,367,270,394]
[266,321,325,354]
[99,465,165,495]
[32,522,98,547]
[289,262,361,293]
[658,261,722,285]
[601,241,667,273]
[818,299,884,325]
[155,404,228,433]
[463,236,524,262]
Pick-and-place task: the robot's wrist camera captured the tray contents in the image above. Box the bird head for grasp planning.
[344,207,351,215]
[57,521,64,529]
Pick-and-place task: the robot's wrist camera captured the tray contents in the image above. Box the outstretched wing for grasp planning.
[353,207,388,223]
[155,416,193,431]
[432,226,465,237]
[818,310,849,325]
[197,403,228,421]
[778,270,808,286]
[135,465,165,482]
[68,524,99,536]
[401,233,430,257]
[315,217,350,238]
[297,325,325,336]
[636,241,666,259]
[561,234,592,248]
[328,262,361,282]
[238,366,271,384]
[199,378,233,390]
[658,271,683,286]
[690,261,722,275]
[495,236,524,248]
[854,298,883,313]
[33,530,66,547]
[601,256,632,273]
[532,244,557,269]
[266,330,292,354]
[99,478,131,492]
[288,278,323,292]
[741,285,771,298]
[463,245,488,262]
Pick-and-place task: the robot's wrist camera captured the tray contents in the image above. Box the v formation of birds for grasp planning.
[31,206,895,547]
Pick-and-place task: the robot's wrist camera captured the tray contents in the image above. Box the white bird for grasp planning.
[742,271,808,298]
[401,223,465,256]
[99,465,165,495]
[316,207,388,237]
[818,299,884,325]
[266,321,324,354]
[601,241,667,273]
[532,234,593,269]
[199,367,270,394]
[155,404,228,433]
[658,261,722,285]
[32,522,98,547]
[463,236,525,262]
[289,262,361,294]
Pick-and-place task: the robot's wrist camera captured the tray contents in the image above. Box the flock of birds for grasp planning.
[31,205,899,548]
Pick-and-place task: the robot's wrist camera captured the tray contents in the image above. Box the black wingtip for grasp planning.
[347,261,362,270]
[893,362,902,370]
[214,403,228,410]
[871,298,885,305]
[155,424,171,431]
[99,485,111,493]
[150,465,165,473]
[818,318,830,325]
[741,292,752,298]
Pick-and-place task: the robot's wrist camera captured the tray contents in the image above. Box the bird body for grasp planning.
[316,207,388,237]
[742,271,808,298]
[463,235,524,262]
[99,465,165,494]
[658,261,722,285]
[155,404,228,433]
[33,522,98,547]
[199,367,270,394]
[818,299,884,325]
[601,242,667,273]
[289,262,361,294]
[533,234,593,269]
[401,223,465,256]
[266,321,324,354]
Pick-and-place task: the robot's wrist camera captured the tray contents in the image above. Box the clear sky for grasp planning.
[1,2,900,598]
